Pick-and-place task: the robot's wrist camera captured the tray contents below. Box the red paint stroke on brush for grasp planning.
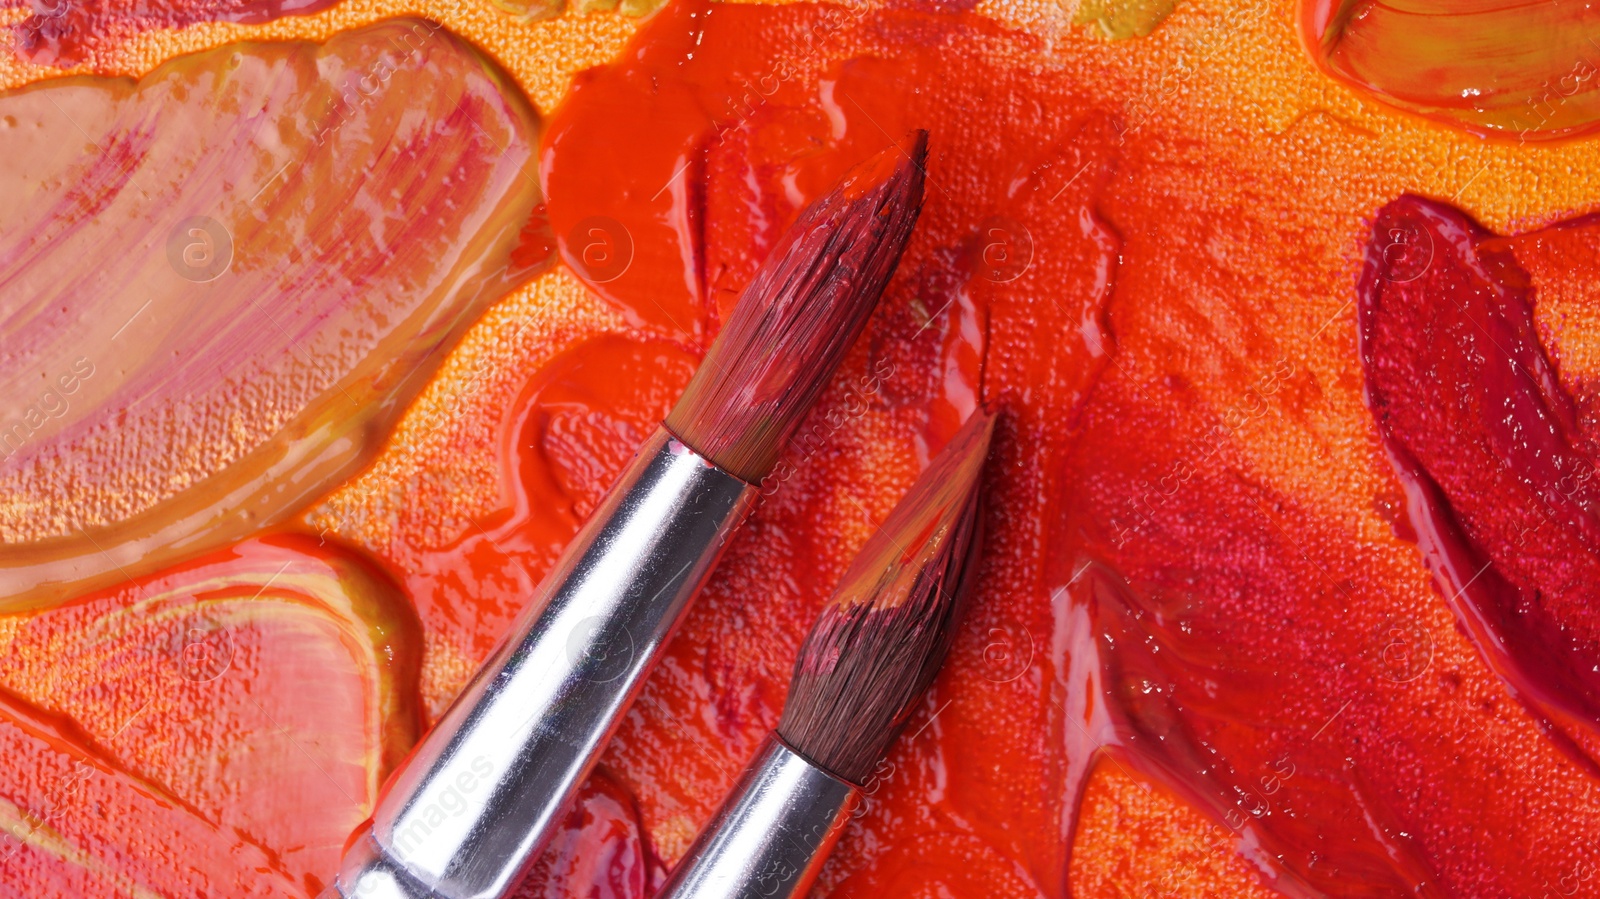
[1358,194,1600,769]
[664,134,925,483]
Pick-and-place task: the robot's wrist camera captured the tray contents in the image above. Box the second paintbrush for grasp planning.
[659,408,995,899]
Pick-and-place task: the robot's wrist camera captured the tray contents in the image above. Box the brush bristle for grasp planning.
[776,408,994,785]
[664,132,929,483]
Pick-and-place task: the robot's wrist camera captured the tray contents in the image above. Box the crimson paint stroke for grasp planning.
[1359,194,1600,770]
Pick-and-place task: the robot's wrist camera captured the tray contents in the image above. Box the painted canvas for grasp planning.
[1,0,1597,894]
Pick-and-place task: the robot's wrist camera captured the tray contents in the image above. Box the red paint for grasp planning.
[513,770,663,899]
[401,334,700,662]
[530,3,1600,895]
[1038,192,1600,896]
[1359,195,1600,771]
[535,1,1121,892]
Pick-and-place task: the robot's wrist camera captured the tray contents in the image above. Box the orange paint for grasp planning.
[0,19,548,612]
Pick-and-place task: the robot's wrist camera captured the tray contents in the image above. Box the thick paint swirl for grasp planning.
[0,19,550,611]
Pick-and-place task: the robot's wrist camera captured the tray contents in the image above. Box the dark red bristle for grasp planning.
[776,407,994,785]
[664,131,929,483]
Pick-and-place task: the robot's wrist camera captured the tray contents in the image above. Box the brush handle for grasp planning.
[658,735,862,899]
[332,427,756,899]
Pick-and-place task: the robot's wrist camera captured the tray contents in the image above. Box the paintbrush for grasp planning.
[330,133,928,899]
[657,407,994,899]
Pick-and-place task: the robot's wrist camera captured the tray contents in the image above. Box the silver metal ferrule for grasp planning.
[658,734,862,899]
[333,427,756,899]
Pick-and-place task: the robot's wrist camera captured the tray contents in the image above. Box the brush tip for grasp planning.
[665,134,930,482]
[777,407,994,786]
[840,130,928,202]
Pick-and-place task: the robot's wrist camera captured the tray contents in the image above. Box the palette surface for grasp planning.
[1,0,1598,895]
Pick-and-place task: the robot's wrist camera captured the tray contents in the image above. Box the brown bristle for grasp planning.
[776,408,994,785]
[664,131,929,483]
